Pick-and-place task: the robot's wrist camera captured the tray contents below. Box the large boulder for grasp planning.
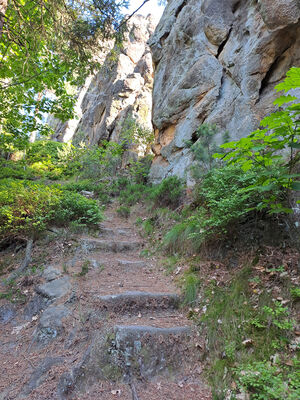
[149,0,300,183]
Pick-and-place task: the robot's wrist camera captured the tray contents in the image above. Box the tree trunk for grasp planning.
[29,92,43,143]
[0,0,7,37]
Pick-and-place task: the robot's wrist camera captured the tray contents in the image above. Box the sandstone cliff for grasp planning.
[149,0,300,183]
[51,15,156,147]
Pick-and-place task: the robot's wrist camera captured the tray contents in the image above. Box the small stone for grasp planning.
[280,272,288,278]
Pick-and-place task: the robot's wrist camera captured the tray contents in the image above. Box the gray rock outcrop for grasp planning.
[149,0,300,183]
[51,15,156,148]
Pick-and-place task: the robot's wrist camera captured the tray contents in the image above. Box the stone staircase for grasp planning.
[0,206,211,400]
[56,209,200,398]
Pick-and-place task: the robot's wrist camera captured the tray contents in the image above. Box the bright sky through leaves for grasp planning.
[123,0,165,20]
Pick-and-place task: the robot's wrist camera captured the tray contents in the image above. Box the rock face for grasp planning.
[149,0,300,183]
[51,15,156,147]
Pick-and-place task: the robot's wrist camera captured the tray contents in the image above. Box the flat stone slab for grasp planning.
[95,291,180,312]
[81,238,141,252]
[22,357,64,395]
[36,276,71,299]
[42,266,62,282]
[114,325,191,379]
[117,259,146,269]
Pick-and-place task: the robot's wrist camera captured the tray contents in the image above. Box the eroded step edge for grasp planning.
[94,291,180,312]
[81,238,141,252]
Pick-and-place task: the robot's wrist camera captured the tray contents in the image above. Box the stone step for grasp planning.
[114,324,191,379]
[81,238,141,252]
[117,259,147,269]
[94,291,180,312]
[57,325,192,397]
[99,225,132,237]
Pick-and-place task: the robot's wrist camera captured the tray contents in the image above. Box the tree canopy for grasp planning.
[0,0,129,152]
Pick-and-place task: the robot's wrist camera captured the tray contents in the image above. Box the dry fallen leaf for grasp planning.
[242,339,253,347]
[175,266,182,275]
[111,389,121,396]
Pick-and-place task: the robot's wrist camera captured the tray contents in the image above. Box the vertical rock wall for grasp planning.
[51,15,156,147]
[149,0,300,183]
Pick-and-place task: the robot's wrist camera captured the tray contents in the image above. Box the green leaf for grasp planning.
[273,95,297,107]
[275,67,300,92]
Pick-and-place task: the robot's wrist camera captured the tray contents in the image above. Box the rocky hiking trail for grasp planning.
[0,205,211,400]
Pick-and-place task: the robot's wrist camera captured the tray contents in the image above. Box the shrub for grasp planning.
[216,67,300,214]
[0,162,36,180]
[128,155,153,184]
[235,361,300,400]
[163,220,199,254]
[150,176,183,209]
[0,179,103,241]
[55,191,103,226]
[0,179,60,240]
[26,140,71,165]
[188,165,269,243]
[61,180,110,203]
[119,183,149,206]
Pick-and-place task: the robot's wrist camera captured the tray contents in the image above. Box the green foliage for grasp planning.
[262,302,294,331]
[186,124,225,173]
[182,272,200,305]
[77,260,90,277]
[61,180,110,204]
[235,360,300,400]
[0,0,128,151]
[0,179,60,239]
[290,287,300,300]
[189,165,270,244]
[119,183,149,206]
[142,218,155,236]
[0,160,36,180]
[70,141,124,180]
[0,179,103,240]
[116,205,130,218]
[150,176,183,209]
[55,191,103,226]
[163,220,198,254]
[163,165,268,252]
[26,141,69,164]
[215,67,300,214]
[195,267,297,398]
[120,117,154,155]
[128,155,154,184]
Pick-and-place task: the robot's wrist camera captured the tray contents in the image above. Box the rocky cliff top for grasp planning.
[51,14,157,148]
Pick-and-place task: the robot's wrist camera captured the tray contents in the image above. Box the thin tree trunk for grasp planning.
[29,92,43,143]
[0,0,7,37]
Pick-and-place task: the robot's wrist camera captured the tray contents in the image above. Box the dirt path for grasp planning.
[0,205,212,400]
